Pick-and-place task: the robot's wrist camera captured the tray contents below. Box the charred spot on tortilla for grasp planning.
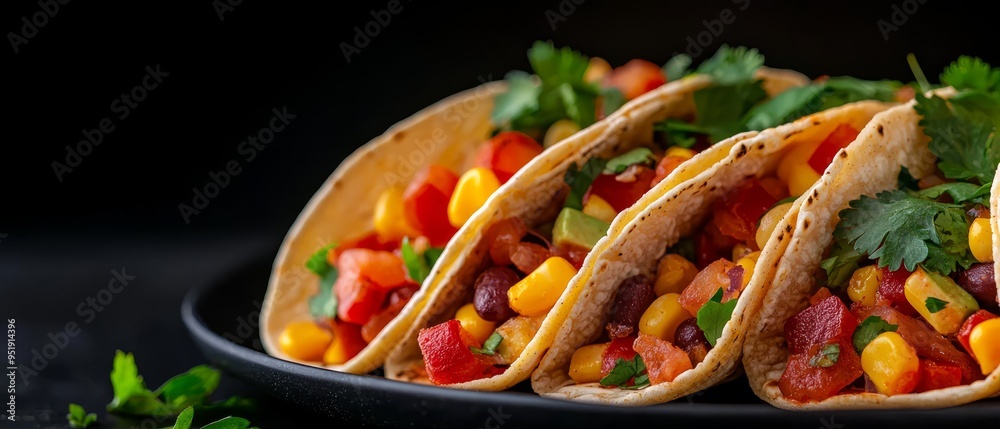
[803,219,810,229]
[709,186,716,192]
[877,124,884,135]
[812,120,821,126]
[839,151,848,159]
[736,145,748,158]
[783,130,803,140]
[806,196,813,204]
[758,143,765,150]
[699,182,707,189]
[784,225,791,233]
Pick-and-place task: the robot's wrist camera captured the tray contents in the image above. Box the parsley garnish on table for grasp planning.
[164,406,260,429]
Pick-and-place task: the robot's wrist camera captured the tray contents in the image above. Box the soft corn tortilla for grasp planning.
[260,82,507,373]
[531,98,896,404]
[742,97,1000,410]
[383,68,811,390]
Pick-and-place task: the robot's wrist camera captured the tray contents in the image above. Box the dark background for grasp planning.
[3,0,996,427]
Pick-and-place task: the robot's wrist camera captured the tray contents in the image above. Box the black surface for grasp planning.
[184,257,1000,429]
[7,0,1000,427]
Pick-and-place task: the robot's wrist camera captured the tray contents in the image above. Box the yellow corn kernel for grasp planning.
[544,119,582,148]
[970,318,1000,375]
[569,343,610,384]
[787,164,821,198]
[584,57,612,83]
[654,253,699,296]
[847,265,882,307]
[861,331,920,396]
[507,257,578,316]
[736,251,761,289]
[447,167,501,228]
[755,202,794,250]
[495,315,545,364]
[373,186,418,241]
[969,218,994,263]
[455,303,496,344]
[732,243,752,262]
[665,146,697,160]
[639,293,691,342]
[583,194,617,224]
[777,139,821,182]
[279,321,333,362]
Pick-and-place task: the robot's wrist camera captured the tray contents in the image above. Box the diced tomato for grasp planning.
[957,309,998,358]
[601,336,638,377]
[914,360,963,393]
[361,284,418,343]
[328,321,368,362]
[474,131,544,184]
[335,276,385,325]
[554,244,590,270]
[870,306,982,383]
[695,222,738,269]
[403,165,460,246]
[330,232,400,262]
[877,267,917,316]
[678,259,737,316]
[337,249,408,290]
[779,339,862,402]
[807,124,860,174]
[809,288,834,307]
[651,156,688,187]
[484,218,528,266]
[418,319,497,385]
[603,59,667,100]
[784,296,858,355]
[712,178,779,242]
[510,242,551,274]
[588,166,657,213]
[634,334,693,385]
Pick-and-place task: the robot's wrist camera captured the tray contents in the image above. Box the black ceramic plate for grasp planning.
[182,256,1000,428]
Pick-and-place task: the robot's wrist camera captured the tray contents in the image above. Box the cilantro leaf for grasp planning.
[169,407,194,429]
[605,147,656,174]
[653,120,704,148]
[163,406,260,429]
[663,54,692,81]
[564,158,607,211]
[941,56,1000,93]
[925,297,949,313]
[820,238,865,289]
[696,288,738,347]
[914,182,989,204]
[693,81,769,143]
[915,93,1000,185]
[667,237,696,263]
[154,365,221,411]
[695,45,764,85]
[600,87,626,118]
[307,267,338,319]
[809,343,840,368]
[305,243,337,277]
[67,403,97,428]
[745,78,900,130]
[853,316,899,353]
[470,332,503,355]
[599,355,647,388]
[623,373,652,390]
[834,189,968,273]
[401,238,445,284]
[898,166,920,191]
[490,71,540,126]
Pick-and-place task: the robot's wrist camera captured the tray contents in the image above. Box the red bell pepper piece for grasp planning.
[418,320,496,385]
[403,165,459,246]
[588,166,656,213]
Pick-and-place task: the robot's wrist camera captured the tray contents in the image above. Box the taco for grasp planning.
[743,57,1000,409]
[259,41,671,373]
[386,48,908,391]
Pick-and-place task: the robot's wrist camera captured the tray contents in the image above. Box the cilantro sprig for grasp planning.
[809,343,840,368]
[745,77,901,130]
[925,297,949,313]
[401,238,444,284]
[470,332,503,355]
[563,158,607,211]
[107,351,252,418]
[492,41,604,133]
[165,406,260,429]
[852,316,898,353]
[599,355,650,389]
[696,288,738,347]
[305,244,339,320]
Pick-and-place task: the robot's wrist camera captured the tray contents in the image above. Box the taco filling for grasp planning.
[777,58,1000,402]
[416,48,907,386]
[275,42,668,365]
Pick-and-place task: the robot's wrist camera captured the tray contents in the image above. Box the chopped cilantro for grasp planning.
[819,238,865,289]
[563,158,607,211]
[662,54,692,81]
[604,147,656,174]
[470,332,503,355]
[307,269,338,319]
[305,243,337,277]
[809,343,840,368]
[696,288,738,347]
[852,316,898,353]
[599,355,649,389]
[67,403,97,428]
[401,238,444,284]
[601,87,626,117]
[925,297,949,313]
